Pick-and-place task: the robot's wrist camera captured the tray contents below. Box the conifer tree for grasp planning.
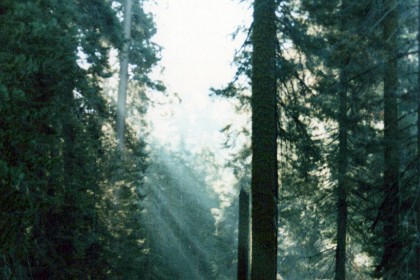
[237,188,250,280]
[117,0,133,155]
[380,1,401,278]
[0,0,160,277]
[417,0,420,276]
[251,0,278,279]
[335,2,350,278]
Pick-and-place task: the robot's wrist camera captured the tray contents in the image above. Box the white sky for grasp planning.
[145,0,251,154]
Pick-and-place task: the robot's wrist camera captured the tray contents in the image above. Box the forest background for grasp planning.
[1,0,420,279]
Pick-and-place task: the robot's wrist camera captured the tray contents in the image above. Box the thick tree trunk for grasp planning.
[237,188,250,280]
[117,0,132,155]
[381,0,401,278]
[250,0,278,279]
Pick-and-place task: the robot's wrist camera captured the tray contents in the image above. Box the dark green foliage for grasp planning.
[217,0,420,279]
[0,0,159,278]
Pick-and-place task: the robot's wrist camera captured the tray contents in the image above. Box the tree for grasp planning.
[217,0,420,278]
[237,188,250,280]
[117,0,133,154]
[379,0,401,278]
[335,53,349,280]
[250,0,278,279]
[417,0,420,277]
[335,2,353,279]
[0,0,160,278]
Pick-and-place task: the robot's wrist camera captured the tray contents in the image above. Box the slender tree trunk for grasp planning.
[382,0,401,278]
[117,0,132,155]
[250,0,278,279]
[335,71,348,280]
[237,188,250,280]
[417,0,420,276]
[335,3,350,279]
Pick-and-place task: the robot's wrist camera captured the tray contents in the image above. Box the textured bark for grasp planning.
[237,189,250,280]
[381,0,401,278]
[250,0,278,279]
[334,2,350,279]
[417,0,420,276]
[117,0,132,155]
[335,71,348,280]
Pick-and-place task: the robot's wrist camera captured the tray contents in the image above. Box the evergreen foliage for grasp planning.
[0,0,159,278]
[217,0,420,279]
[2,0,420,279]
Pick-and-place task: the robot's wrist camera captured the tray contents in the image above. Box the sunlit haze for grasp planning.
[145,0,251,154]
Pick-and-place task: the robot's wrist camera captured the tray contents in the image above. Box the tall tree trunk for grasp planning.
[335,2,350,279]
[417,0,420,276]
[237,188,250,280]
[381,0,401,278]
[250,0,278,279]
[335,71,349,280]
[117,0,132,155]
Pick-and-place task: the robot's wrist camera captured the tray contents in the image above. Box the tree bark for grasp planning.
[117,0,132,155]
[250,0,278,279]
[334,2,350,279]
[381,0,401,278]
[237,188,250,280]
[335,70,348,280]
[416,0,420,277]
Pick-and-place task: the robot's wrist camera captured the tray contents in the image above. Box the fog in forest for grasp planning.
[1,0,420,279]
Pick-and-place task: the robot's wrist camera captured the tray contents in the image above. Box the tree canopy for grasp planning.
[2,0,420,279]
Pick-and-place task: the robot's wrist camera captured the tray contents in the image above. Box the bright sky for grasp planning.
[145,0,251,153]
